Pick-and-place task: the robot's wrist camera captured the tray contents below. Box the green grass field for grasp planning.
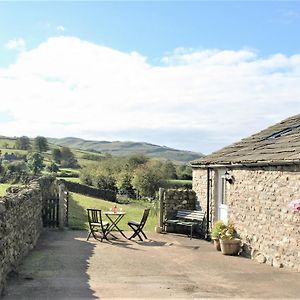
[69,192,159,232]
[0,182,159,231]
[168,179,192,185]
[60,177,81,183]
[0,183,11,197]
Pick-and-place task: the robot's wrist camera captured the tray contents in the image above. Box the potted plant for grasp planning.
[211,220,226,251]
[219,223,241,255]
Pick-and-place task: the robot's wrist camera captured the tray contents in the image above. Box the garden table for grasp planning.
[104,211,127,239]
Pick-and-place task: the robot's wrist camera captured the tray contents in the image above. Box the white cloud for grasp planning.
[0,36,300,153]
[56,25,66,32]
[4,38,26,52]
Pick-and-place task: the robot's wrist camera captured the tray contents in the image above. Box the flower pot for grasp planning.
[220,239,241,255]
[212,238,221,251]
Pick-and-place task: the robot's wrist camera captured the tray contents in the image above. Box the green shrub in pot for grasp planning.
[211,220,226,251]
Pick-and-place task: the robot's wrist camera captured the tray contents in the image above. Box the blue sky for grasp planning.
[1,1,300,64]
[0,1,300,153]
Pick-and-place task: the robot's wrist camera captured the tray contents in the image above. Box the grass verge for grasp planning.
[0,183,11,197]
[68,192,159,232]
[59,177,81,183]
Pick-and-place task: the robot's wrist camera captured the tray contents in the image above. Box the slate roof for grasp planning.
[191,114,300,167]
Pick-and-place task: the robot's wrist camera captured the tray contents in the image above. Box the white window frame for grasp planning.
[217,169,228,224]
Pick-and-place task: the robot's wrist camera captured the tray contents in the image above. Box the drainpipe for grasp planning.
[159,187,164,229]
[206,168,210,240]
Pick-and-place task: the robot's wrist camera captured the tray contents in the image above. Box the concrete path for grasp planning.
[3,229,300,299]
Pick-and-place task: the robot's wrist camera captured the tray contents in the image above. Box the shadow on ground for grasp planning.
[3,230,97,300]
[3,193,97,300]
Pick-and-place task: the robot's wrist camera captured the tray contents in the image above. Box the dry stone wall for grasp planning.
[192,169,207,212]
[60,179,116,202]
[162,189,206,236]
[0,177,59,295]
[192,166,300,271]
[163,189,197,221]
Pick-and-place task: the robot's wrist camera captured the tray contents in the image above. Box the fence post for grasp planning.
[58,183,65,230]
[159,188,164,229]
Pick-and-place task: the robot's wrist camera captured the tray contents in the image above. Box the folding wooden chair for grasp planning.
[127,208,150,241]
[86,209,110,242]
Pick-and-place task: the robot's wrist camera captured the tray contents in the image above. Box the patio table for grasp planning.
[104,211,127,239]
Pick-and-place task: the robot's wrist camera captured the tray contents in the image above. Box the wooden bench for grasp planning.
[163,210,205,239]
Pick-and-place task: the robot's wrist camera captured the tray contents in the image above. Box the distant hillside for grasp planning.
[48,137,203,163]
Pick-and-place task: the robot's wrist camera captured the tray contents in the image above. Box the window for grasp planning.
[266,124,300,140]
[221,176,227,205]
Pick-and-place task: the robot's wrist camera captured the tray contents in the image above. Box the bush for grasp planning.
[211,220,226,239]
[47,162,60,173]
[93,174,117,191]
[117,172,136,198]
[132,163,166,198]
[26,152,45,174]
[0,161,32,184]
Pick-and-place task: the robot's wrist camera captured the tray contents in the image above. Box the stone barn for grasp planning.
[191,114,300,271]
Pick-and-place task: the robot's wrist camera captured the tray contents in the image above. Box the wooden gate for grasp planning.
[42,198,59,227]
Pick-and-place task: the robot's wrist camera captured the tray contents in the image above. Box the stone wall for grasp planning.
[192,166,300,271]
[192,168,216,227]
[192,169,207,212]
[0,177,59,294]
[163,188,197,221]
[60,179,116,202]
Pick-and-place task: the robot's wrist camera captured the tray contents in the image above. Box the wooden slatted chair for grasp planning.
[127,208,150,241]
[87,209,110,242]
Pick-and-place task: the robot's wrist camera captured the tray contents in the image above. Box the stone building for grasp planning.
[191,114,300,271]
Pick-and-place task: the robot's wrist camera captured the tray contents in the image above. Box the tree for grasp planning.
[80,165,94,186]
[47,162,59,173]
[60,147,79,168]
[52,148,62,164]
[176,164,192,180]
[127,154,148,171]
[93,174,117,191]
[26,152,45,174]
[33,136,49,152]
[132,163,166,198]
[117,171,135,198]
[15,136,31,150]
[161,160,177,179]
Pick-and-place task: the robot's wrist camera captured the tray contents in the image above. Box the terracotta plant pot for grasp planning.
[220,239,241,255]
[212,238,221,251]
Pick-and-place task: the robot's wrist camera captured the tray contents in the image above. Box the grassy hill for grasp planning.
[48,137,202,163]
[0,135,203,164]
[0,136,104,169]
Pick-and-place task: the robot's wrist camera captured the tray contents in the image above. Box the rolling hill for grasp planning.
[48,137,203,163]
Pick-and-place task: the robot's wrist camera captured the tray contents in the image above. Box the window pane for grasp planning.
[221,177,226,204]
